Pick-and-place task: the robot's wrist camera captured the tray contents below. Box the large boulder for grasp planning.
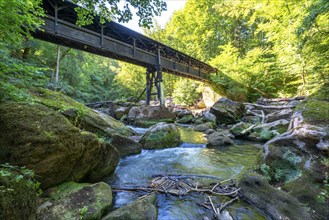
[30,87,134,137]
[114,106,131,120]
[128,106,176,127]
[85,143,120,183]
[38,182,112,220]
[139,122,181,149]
[0,164,39,220]
[238,171,311,220]
[0,102,116,189]
[111,134,142,157]
[194,122,214,132]
[210,98,245,125]
[102,194,157,220]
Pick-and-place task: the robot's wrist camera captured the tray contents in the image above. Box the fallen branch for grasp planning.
[244,103,295,109]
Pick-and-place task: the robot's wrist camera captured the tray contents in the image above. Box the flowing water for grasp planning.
[107,126,266,220]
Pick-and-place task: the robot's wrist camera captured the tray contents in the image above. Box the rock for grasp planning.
[238,171,311,220]
[102,194,157,220]
[176,115,194,124]
[242,115,261,124]
[177,109,193,118]
[265,109,293,123]
[248,119,290,142]
[0,102,107,189]
[202,86,221,108]
[30,87,134,137]
[210,98,245,125]
[204,129,215,134]
[206,131,234,147]
[0,165,38,220]
[139,122,181,149]
[38,182,112,220]
[202,111,217,124]
[128,106,176,127]
[63,109,135,137]
[85,143,120,182]
[229,122,253,137]
[194,122,214,132]
[111,134,142,157]
[114,106,131,120]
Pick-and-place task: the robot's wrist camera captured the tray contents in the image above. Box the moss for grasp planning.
[0,164,39,220]
[140,123,181,149]
[237,171,311,220]
[297,99,329,124]
[134,118,175,128]
[102,194,157,220]
[39,182,112,220]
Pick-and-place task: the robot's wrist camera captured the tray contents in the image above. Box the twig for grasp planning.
[219,197,238,213]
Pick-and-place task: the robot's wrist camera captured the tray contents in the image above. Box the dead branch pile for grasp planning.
[112,174,240,219]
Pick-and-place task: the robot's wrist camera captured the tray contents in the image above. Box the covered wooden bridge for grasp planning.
[34,0,217,105]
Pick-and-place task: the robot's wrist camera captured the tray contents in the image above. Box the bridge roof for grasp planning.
[42,0,217,74]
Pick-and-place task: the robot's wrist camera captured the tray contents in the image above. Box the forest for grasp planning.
[1,0,328,105]
[0,0,328,220]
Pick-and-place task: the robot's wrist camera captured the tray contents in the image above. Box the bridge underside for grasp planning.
[34,0,217,105]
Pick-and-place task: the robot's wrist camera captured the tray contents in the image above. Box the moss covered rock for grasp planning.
[193,122,214,132]
[238,171,311,220]
[111,134,142,157]
[102,194,157,220]
[85,143,120,183]
[29,87,134,137]
[229,121,252,137]
[0,164,39,220]
[128,106,176,127]
[38,182,112,220]
[0,102,112,189]
[210,98,245,125]
[139,123,181,149]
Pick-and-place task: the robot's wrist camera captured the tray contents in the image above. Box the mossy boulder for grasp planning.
[111,134,142,157]
[85,143,120,183]
[102,194,157,220]
[0,164,39,220]
[29,87,134,137]
[0,102,112,189]
[238,171,311,220]
[128,106,176,127]
[206,131,234,147]
[38,182,112,220]
[193,122,214,132]
[210,98,245,125]
[176,115,194,124]
[139,122,181,149]
[229,121,252,137]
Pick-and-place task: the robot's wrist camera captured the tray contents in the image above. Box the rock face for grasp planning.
[238,171,311,220]
[38,182,112,220]
[139,122,181,149]
[0,165,38,220]
[210,98,245,125]
[111,134,142,157]
[102,194,157,220]
[0,102,109,189]
[128,106,176,127]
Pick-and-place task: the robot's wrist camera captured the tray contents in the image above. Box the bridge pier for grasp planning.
[145,66,164,106]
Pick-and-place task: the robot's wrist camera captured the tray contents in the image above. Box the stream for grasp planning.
[106,126,266,220]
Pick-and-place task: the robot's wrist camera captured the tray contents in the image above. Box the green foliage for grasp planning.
[72,0,167,28]
[79,206,89,219]
[0,163,41,195]
[172,78,201,106]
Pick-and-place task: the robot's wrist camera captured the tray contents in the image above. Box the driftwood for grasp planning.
[257,96,305,103]
[244,102,295,109]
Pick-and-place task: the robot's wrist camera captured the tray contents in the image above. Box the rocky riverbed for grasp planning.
[1,84,328,219]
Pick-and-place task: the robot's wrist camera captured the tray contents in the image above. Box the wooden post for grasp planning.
[55,46,60,90]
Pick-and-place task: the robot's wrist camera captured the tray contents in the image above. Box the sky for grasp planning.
[119,0,187,33]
